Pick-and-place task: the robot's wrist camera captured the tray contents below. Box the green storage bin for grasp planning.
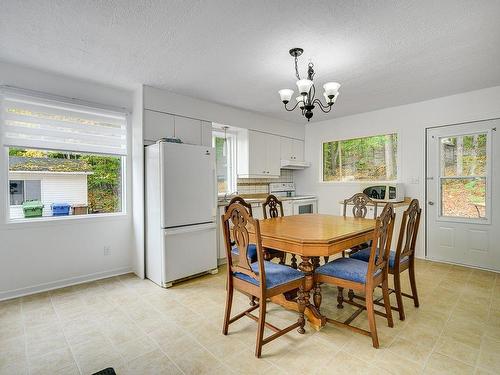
[22,200,44,218]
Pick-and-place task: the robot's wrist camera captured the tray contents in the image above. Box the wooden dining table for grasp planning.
[248,213,376,330]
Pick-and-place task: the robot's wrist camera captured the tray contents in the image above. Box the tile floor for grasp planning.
[1,258,499,375]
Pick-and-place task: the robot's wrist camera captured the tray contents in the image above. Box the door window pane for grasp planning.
[441,178,486,218]
[441,134,487,177]
[9,180,24,205]
[439,132,488,219]
[25,180,41,201]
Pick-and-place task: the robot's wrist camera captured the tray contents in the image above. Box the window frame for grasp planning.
[3,145,128,225]
[212,129,237,196]
[320,131,401,184]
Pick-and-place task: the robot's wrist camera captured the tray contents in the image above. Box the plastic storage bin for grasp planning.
[72,204,88,215]
[22,200,44,218]
[51,203,71,216]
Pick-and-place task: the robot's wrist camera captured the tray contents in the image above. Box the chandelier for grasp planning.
[278,48,341,121]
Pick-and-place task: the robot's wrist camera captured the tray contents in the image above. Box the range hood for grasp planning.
[280,159,311,170]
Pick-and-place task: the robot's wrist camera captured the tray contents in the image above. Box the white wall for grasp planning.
[131,86,145,278]
[295,85,500,258]
[0,62,134,300]
[143,85,304,139]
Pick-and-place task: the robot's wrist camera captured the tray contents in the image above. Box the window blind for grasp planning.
[1,92,127,155]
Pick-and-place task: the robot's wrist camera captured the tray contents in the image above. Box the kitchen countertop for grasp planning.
[218,194,317,206]
[338,197,412,208]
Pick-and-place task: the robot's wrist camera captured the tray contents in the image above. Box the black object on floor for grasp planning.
[92,368,116,375]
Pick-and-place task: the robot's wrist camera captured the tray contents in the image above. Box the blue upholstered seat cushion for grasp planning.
[234,261,303,289]
[232,244,258,262]
[349,248,408,269]
[315,257,381,284]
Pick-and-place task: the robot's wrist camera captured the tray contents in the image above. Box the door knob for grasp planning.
[428,201,435,205]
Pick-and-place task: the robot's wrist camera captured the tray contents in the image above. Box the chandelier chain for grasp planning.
[294,55,301,80]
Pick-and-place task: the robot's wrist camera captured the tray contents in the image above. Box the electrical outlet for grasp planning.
[104,246,111,256]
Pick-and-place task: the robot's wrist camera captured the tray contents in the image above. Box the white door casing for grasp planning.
[426,119,499,271]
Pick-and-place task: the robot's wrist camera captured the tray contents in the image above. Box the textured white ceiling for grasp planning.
[1,0,499,124]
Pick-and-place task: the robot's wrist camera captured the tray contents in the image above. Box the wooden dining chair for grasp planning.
[350,199,421,320]
[222,202,306,357]
[224,196,257,263]
[314,203,395,348]
[262,194,288,266]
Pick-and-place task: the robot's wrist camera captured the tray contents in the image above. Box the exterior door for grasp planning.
[426,119,499,271]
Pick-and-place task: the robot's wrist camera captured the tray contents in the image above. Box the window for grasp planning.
[439,133,488,219]
[9,180,41,205]
[322,133,398,182]
[1,89,127,221]
[212,129,237,195]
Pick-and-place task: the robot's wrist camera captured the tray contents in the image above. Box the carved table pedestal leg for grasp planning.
[337,286,344,309]
[269,256,326,330]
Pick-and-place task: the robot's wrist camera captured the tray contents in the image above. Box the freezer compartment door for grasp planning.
[162,223,217,284]
[160,142,216,228]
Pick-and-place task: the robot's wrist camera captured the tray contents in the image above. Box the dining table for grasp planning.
[248,213,376,330]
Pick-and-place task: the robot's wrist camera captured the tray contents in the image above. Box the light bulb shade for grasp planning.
[323,82,341,96]
[296,96,304,102]
[333,91,340,102]
[278,89,294,103]
[323,92,331,103]
[296,79,313,94]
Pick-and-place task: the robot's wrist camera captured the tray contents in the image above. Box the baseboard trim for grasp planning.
[0,266,133,301]
[424,257,499,273]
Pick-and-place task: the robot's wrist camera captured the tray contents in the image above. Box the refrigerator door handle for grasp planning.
[164,222,216,236]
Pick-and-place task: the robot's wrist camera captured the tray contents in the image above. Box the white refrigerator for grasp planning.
[145,141,218,287]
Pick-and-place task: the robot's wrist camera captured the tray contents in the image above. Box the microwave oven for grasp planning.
[362,183,405,203]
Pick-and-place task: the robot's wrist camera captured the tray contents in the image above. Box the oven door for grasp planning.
[293,199,318,215]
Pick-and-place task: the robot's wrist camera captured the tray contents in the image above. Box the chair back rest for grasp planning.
[394,199,421,263]
[262,194,284,219]
[367,203,395,278]
[222,202,266,288]
[225,196,253,216]
[343,192,378,219]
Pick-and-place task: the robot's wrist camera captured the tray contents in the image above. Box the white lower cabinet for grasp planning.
[217,206,226,261]
[283,200,293,216]
[251,203,264,219]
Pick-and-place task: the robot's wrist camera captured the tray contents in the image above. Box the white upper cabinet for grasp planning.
[280,136,304,161]
[174,116,202,145]
[201,121,212,147]
[237,130,281,178]
[144,110,212,147]
[292,139,304,161]
[280,137,293,160]
[266,134,281,176]
[144,110,175,143]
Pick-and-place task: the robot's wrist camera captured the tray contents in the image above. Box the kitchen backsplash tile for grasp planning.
[236,170,294,194]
